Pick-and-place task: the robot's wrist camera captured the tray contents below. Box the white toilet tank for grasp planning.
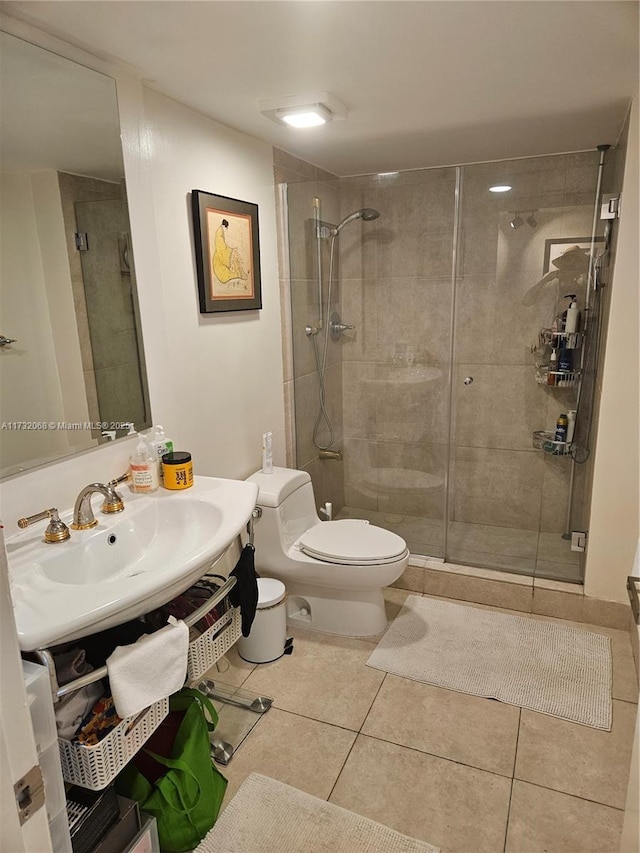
[247,467,321,556]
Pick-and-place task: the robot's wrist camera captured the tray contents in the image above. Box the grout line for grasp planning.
[327,673,388,802]
[509,777,626,812]
[354,729,516,782]
[503,707,523,853]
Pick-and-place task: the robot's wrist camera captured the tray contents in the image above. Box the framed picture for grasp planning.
[191,190,262,313]
[542,237,605,275]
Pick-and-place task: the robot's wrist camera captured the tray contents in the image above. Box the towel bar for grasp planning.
[32,576,237,701]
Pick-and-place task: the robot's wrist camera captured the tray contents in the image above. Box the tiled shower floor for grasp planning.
[337,505,581,582]
[209,588,637,853]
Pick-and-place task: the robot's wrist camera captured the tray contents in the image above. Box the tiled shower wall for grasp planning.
[276,148,608,579]
[273,149,345,511]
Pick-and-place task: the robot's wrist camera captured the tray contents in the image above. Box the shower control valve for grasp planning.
[329,312,355,341]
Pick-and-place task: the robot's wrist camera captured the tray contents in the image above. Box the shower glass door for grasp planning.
[283,150,599,581]
[337,168,458,560]
[448,154,599,580]
[285,166,458,560]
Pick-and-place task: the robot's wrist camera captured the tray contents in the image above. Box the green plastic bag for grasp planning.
[116,687,227,852]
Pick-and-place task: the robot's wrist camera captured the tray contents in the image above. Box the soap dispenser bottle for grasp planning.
[129,433,159,493]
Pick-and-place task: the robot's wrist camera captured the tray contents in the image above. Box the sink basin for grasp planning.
[7,475,259,651]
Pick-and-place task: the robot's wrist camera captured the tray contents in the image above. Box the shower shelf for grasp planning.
[532,430,571,456]
[535,366,581,387]
[538,328,583,350]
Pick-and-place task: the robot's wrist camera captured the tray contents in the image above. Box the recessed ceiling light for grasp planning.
[276,104,332,128]
[259,92,348,128]
[489,185,512,193]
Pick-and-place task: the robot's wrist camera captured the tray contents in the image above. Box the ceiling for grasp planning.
[2,1,638,177]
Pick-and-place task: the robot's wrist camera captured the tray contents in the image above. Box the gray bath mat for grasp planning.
[367,596,612,730]
[196,772,440,852]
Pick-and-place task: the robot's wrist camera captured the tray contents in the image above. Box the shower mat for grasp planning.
[367,596,612,730]
[195,772,440,853]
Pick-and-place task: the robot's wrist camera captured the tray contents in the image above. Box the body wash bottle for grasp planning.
[148,425,174,481]
[129,434,159,493]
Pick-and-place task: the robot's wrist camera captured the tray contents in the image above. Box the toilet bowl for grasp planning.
[246,467,409,637]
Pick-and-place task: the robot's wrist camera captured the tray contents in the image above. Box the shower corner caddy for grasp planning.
[532,430,572,457]
[42,576,242,791]
[534,327,583,388]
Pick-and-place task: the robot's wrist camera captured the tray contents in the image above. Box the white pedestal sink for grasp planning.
[6,476,258,651]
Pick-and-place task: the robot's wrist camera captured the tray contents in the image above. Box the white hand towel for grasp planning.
[106,616,188,718]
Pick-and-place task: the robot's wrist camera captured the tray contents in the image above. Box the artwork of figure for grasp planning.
[206,209,254,299]
[213,219,249,284]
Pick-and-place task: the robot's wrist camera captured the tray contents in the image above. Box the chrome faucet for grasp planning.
[71,483,125,530]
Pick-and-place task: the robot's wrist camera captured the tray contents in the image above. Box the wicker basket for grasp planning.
[187,606,242,682]
[58,697,168,791]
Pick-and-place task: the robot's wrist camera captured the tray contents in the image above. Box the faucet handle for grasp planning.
[17,508,70,543]
[102,484,125,515]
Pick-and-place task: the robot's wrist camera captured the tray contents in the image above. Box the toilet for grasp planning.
[246,467,409,637]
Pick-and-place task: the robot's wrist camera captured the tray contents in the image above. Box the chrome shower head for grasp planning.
[331,208,380,236]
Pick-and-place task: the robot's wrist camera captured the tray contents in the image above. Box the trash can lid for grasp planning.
[257,577,286,609]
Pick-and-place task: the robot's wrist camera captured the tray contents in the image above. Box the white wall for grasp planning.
[137,87,285,480]
[585,97,640,604]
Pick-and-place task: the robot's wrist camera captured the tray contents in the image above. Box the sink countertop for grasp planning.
[7,475,258,651]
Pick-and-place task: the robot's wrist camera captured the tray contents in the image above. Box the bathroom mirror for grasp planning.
[0,31,151,478]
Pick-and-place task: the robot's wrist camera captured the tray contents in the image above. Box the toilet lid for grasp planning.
[298,520,407,565]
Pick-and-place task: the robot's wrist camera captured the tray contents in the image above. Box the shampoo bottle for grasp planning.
[129,434,159,493]
[564,295,580,334]
[566,410,576,444]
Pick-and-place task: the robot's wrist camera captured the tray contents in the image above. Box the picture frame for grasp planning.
[542,237,606,275]
[191,190,262,313]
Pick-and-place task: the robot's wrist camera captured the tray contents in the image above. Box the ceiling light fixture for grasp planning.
[510,212,524,230]
[276,103,332,128]
[526,211,538,228]
[259,92,348,129]
[489,185,512,193]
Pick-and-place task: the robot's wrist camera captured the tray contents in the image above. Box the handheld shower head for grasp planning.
[331,208,380,236]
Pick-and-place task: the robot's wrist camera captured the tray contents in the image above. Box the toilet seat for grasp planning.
[297,519,407,565]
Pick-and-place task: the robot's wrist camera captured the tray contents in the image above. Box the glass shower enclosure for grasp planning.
[283,151,605,582]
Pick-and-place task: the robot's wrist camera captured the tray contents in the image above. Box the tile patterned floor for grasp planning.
[206,588,638,853]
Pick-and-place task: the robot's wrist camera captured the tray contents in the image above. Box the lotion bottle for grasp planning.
[148,425,174,481]
[564,295,580,334]
[129,433,159,493]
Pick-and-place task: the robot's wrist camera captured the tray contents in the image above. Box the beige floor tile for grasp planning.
[362,674,520,777]
[219,707,356,810]
[505,779,624,853]
[515,700,637,809]
[240,627,386,730]
[202,643,256,688]
[330,734,511,853]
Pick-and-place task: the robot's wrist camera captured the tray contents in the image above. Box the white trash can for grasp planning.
[237,578,287,664]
